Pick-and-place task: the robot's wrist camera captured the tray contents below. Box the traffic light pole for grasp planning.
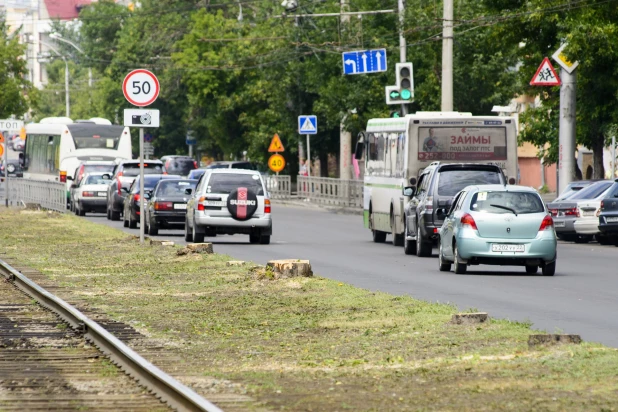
[398,0,408,116]
[441,0,453,111]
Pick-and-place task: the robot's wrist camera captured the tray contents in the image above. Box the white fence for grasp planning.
[4,178,67,213]
[297,176,363,208]
[264,175,292,199]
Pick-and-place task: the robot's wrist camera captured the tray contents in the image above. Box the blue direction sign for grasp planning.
[342,49,387,75]
[298,115,317,135]
[144,133,154,143]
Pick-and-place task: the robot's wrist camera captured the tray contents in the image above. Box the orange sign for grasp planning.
[0,132,4,143]
[268,154,285,173]
[0,144,4,157]
[20,127,26,140]
[268,133,285,153]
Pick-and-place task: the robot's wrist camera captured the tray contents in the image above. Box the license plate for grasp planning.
[554,221,565,228]
[606,217,618,223]
[173,203,187,210]
[98,192,107,197]
[204,201,225,207]
[492,244,525,253]
[581,211,595,217]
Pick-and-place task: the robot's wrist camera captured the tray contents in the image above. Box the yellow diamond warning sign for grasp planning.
[268,133,285,153]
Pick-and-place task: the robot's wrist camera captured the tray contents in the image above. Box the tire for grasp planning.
[595,234,611,245]
[574,235,591,244]
[525,265,538,274]
[259,235,271,245]
[123,214,129,227]
[391,214,404,247]
[79,208,86,217]
[128,214,137,229]
[370,211,386,243]
[453,245,467,274]
[403,221,416,255]
[542,261,556,276]
[184,218,193,242]
[148,220,159,236]
[438,242,451,272]
[74,205,79,216]
[249,234,260,244]
[192,221,204,243]
[106,208,111,220]
[111,209,121,221]
[416,224,432,257]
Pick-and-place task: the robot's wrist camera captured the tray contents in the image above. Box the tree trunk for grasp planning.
[592,134,606,179]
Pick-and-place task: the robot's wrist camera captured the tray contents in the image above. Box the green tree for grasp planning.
[0,18,35,118]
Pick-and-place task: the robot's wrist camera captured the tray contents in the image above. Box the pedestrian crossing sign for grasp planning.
[298,115,317,135]
[268,133,285,152]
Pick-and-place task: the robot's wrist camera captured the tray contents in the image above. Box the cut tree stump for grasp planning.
[450,312,489,325]
[176,243,214,256]
[528,334,582,347]
[266,259,313,278]
[150,239,175,246]
[227,261,246,267]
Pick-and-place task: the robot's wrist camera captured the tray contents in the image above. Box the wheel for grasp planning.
[370,211,386,243]
[438,242,451,272]
[453,245,467,274]
[542,261,556,276]
[416,224,432,257]
[74,204,79,216]
[128,214,137,229]
[259,235,271,245]
[148,220,158,236]
[111,209,120,221]
[595,234,611,245]
[192,220,205,243]
[79,208,86,217]
[106,208,111,220]
[403,221,416,255]
[525,265,538,274]
[249,234,260,244]
[391,214,403,246]
[184,218,193,242]
[574,235,591,244]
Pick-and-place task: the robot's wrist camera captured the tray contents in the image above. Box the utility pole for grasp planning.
[441,0,453,111]
[558,68,576,195]
[339,0,352,180]
[398,0,408,116]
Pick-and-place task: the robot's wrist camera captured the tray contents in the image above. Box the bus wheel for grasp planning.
[370,210,386,243]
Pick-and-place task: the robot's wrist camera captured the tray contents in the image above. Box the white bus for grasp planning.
[22,117,132,200]
[356,112,518,240]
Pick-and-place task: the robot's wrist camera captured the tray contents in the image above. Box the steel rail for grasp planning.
[0,258,224,412]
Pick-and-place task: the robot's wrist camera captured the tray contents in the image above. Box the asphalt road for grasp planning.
[85,204,618,347]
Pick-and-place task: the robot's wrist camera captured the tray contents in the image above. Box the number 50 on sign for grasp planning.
[268,154,285,173]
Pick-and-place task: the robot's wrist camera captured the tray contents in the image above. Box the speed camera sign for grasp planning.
[122,69,160,107]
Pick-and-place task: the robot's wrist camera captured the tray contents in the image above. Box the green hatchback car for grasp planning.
[438,185,557,276]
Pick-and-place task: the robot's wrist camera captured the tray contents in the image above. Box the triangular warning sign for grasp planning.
[530,57,561,86]
[300,117,316,133]
[268,133,285,153]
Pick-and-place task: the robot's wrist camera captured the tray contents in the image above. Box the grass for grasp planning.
[1,209,618,411]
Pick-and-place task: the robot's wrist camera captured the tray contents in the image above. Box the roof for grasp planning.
[467,184,538,193]
[209,169,261,175]
[43,0,91,20]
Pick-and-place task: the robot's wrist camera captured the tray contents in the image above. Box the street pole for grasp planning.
[339,0,352,180]
[612,135,616,179]
[441,0,453,112]
[306,134,311,177]
[64,57,70,117]
[4,141,8,207]
[398,0,408,116]
[139,127,145,244]
[558,68,576,195]
[189,143,193,158]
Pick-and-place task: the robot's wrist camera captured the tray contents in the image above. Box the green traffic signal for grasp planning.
[401,89,412,100]
[390,91,400,99]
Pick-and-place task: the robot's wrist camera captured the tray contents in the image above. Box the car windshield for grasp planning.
[437,170,502,197]
[470,191,544,215]
[85,175,110,185]
[165,158,196,175]
[155,180,197,196]
[122,163,163,176]
[569,181,612,200]
[207,173,264,195]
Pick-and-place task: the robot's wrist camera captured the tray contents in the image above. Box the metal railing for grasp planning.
[297,176,363,208]
[5,178,67,213]
[264,175,292,198]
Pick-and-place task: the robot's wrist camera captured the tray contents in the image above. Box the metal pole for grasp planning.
[398,0,408,116]
[139,127,145,244]
[306,134,311,177]
[558,68,576,195]
[88,68,92,87]
[612,135,616,179]
[4,141,8,207]
[188,144,193,158]
[64,58,70,117]
[441,0,453,111]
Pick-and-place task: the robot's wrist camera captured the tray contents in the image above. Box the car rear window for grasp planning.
[207,173,264,195]
[85,164,114,173]
[470,191,544,214]
[165,158,196,175]
[85,175,110,185]
[122,163,163,176]
[569,181,612,200]
[437,170,502,197]
[231,162,256,170]
[155,180,197,196]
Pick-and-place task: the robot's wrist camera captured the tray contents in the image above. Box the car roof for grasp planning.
[80,161,115,165]
[82,172,108,177]
[208,169,261,175]
[465,184,538,193]
[155,178,198,183]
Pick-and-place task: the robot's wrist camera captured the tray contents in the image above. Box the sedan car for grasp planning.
[438,185,557,276]
[550,180,594,203]
[597,179,618,243]
[72,173,111,216]
[547,180,613,243]
[144,178,198,235]
[185,169,272,244]
[123,174,181,228]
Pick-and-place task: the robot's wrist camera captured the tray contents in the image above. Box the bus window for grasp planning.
[68,124,125,150]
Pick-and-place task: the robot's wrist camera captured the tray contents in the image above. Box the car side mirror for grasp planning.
[144,192,151,200]
[185,188,193,195]
[66,176,74,181]
[403,186,415,197]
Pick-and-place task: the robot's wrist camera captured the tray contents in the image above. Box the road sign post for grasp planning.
[298,116,317,177]
[123,69,160,244]
[0,120,25,208]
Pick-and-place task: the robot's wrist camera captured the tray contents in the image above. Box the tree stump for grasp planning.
[266,259,313,278]
[450,312,489,325]
[150,239,175,246]
[528,334,582,348]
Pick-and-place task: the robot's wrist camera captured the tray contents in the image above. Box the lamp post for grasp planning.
[38,41,70,117]
[49,32,92,87]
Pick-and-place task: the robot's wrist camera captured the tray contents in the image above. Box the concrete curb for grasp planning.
[272,198,363,216]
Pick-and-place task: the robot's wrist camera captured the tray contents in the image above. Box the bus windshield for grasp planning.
[67,124,125,150]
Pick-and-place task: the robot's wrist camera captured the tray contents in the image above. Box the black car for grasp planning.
[597,179,618,243]
[122,174,181,228]
[161,156,198,177]
[402,162,506,256]
[0,159,23,178]
[144,179,198,235]
[106,160,164,221]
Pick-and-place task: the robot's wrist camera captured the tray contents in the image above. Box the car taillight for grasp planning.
[548,209,558,217]
[564,207,579,217]
[59,170,67,183]
[460,213,478,230]
[193,161,198,169]
[264,199,271,214]
[82,191,94,197]
[133,194,140,203]
[601,200,605,211]
[539,215,554,231]
[117,177,123,195]
[154,201,173,211]
[197,196,206,211]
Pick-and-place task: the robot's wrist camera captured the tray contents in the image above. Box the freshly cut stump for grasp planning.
[150,239,175,246]
[227,261,246,267]
[450,312,489,325]
[528,334,582,347]
[266,259,313,278]
[177,243,214,255]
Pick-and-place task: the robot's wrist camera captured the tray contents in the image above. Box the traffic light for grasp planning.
[385,63,414,105]
[390,110,400,118]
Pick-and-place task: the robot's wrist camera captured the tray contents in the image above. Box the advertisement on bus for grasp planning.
[418,127,507,161]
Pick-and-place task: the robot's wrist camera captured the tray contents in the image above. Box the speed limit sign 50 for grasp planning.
[123,69,160,107]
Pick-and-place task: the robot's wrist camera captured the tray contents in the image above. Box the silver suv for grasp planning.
[184,169,272,244]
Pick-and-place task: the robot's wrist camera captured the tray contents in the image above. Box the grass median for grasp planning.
[1,209,618,411]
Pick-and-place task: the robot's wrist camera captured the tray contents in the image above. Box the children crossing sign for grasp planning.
[530,57,561,86]
[268,133,285,152]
